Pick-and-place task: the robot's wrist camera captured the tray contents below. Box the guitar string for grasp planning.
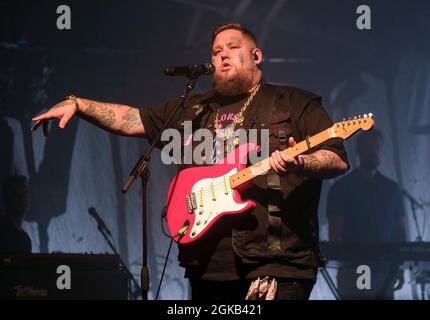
[190,158,278,197]
[188,126,342,196]
[186,122,370,202]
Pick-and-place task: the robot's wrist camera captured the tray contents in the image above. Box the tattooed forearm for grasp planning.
[120,108,140,133]
[304,151,337,172]
[72,98,144,135]
[302,150,347,178]
[83,104,116,128]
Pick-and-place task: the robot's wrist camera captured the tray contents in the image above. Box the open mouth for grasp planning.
[220,62,232,71]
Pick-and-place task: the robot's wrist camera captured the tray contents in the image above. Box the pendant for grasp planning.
[233,136,240,146]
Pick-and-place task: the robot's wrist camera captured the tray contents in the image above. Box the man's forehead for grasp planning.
[213,29,248,46]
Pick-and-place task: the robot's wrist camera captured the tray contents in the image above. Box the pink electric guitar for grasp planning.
[166,114,374,244]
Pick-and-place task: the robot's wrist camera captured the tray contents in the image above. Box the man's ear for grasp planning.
[251,48,263,65]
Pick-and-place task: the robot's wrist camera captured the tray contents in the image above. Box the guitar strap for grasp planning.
[243,83,288,252]
[258,85,289,212]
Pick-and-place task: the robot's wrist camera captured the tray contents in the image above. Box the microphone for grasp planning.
[164,63,215,77]
[88,207,112,237]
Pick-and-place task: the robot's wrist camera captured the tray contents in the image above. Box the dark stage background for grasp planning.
[1,0,429,299]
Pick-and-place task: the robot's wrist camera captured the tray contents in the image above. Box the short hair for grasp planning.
[356,128,383,152]
[2,175,28,206]
[212,23,258,47]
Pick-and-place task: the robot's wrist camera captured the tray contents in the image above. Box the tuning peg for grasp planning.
[369,113,373,118]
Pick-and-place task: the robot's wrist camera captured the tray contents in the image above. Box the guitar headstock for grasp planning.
[331,113,375,140]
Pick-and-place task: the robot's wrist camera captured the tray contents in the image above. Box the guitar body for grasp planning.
[165,114,374,245]
[166,143,257,244]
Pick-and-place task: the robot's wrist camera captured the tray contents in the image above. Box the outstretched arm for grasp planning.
[32,97,145,137]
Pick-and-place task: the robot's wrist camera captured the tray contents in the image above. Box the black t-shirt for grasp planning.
[326,169,406,296]
[211,93,249,163]
[0,215,32,254]
[139,83,348,281]
[327,169,405,242]
[187,94,247,280]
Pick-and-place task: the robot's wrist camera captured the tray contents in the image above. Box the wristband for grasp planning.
[296,155,305,171]
[66,95,80,112]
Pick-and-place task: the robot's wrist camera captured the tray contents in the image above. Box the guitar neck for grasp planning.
[229,128,334,189]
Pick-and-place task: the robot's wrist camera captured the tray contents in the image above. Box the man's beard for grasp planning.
[213,66,255,97]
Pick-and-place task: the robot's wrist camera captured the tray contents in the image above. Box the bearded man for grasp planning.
[32,24,348,300]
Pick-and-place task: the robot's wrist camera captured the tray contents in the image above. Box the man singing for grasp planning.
[32,24,349,300]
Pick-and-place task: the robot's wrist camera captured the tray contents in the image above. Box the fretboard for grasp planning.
[229,128,334,189]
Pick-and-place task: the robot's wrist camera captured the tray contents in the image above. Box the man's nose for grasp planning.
[221,50,230,60]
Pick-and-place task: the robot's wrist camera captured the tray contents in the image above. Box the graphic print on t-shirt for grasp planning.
[211,95,248,164]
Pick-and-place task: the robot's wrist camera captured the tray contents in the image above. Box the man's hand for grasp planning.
[269,136,348,178]
[32,98,145,137]
[269,137,303,174]
[32,99,78,136]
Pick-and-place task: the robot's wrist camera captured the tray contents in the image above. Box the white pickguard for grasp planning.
[189,168,248,239]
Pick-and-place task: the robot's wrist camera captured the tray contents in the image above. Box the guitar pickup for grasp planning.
[186,193,197,213]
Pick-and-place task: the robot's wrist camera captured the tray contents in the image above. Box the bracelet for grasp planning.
[66,95,80,112]
[296,155,305,172]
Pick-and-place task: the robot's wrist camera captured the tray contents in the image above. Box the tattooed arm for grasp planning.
[270,137,348,179]
[77,98,144,136]
[32,97,145,137]
[301,150,348,178]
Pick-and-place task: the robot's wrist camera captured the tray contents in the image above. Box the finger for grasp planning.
[274,158,287,173]
[288,137,296,147]
[31,120,43,132]
[33,108,62,122]
[43,120,49,137]
[59,112,73,129]
[278,151,297,165]
[271,152,287,173]
[273,151,286,167]
[269,157,279,174]
[32,112,51,122]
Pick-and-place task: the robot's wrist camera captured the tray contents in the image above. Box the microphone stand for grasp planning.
[121,75,200,300]
[402,189,427,299]
[402,189,424,242]
[93,215,142,300]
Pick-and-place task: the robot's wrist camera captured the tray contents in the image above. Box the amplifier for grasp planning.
[0,253,129,300]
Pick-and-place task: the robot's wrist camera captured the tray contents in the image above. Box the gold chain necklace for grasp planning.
[213,83,261,131]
